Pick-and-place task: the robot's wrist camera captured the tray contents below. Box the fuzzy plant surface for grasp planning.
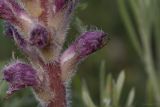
[0,0,108,107]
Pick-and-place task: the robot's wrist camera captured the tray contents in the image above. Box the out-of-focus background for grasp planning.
[0,0,160,107]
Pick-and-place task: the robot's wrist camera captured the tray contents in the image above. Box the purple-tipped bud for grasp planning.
[61,31,108,62]
[73,31,108,59]
[3,21,27,49]
[29,25,49,48]
[4,22,14,39]
[0,0,15,22]
[55,0,66,12]
[0,0,24,23]
[3,61,39,95]
[6,0,24,13]
[4,21,27,49]
[60,31,108,81]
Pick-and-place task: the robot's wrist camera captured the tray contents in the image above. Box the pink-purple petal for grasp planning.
[74,31,108,59]
[3,61,39,95]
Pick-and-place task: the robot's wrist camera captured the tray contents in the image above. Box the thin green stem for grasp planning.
[100,61,106,107]
[154,0,160,71]
[141,30,160,103]
[118,0,160,103]
[117,0,142,58]
[134,0,160,102]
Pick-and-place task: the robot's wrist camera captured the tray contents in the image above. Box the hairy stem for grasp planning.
[45,62,67,107]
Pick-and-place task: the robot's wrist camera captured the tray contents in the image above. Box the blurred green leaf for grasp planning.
[146,80,154,106]
[116,71,125,103]
[117,0,142,57]
[100,61,106,106]
[74,17,87,33]
[82,81,97,107]
[126,88,135,107]
[104,74,112,107]
[77,2,88,11]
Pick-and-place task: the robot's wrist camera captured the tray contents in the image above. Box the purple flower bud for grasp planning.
[61,31,108,62]
[0,0,24,23]
[73,31,108,59]
[60,31,108,81]
[29,25,49,48]
[3,61,39,95]
[6,0,24,13]
[5,23,27,50]
[0,0,16,22]
[4,22,14,39]
[3,21,27,49]
[55,0,66,12]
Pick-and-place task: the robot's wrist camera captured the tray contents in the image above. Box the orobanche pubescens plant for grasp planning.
[0,0,108,107]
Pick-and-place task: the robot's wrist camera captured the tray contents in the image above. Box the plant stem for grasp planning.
[100,61,106,107]
[154,0,160,72]
[46,62,67,107]
[141,29,160,103]
[117,0,142,58]
[135,0,160,102]
[118,0,160,103]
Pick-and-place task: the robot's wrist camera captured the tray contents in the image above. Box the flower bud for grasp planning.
[0,0,16,22]
[0,0,24,23]
[29,25,49,49]
[55,0,66,12]
[61,31,108,63]
[6,0,24,13]
[4,22,14,39]
[73,31,108,59]
[3,61,39,95]
[60,31,108,81]
[3,21,27,49]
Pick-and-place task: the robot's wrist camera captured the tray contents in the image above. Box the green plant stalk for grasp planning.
[133,0,160,102]
[155,21,160,72]
[141,29,160,103]
[100,61,106,107]
[112,80,118,107]
[154,0,160,72]
[146,80,154,105]
[117,0,142,58]
[82,82,97,107]
[134,4,160,99]
[126,88,135,107]
[116,71,125,106]
[118,0,160,102]
[105,74,112,107]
